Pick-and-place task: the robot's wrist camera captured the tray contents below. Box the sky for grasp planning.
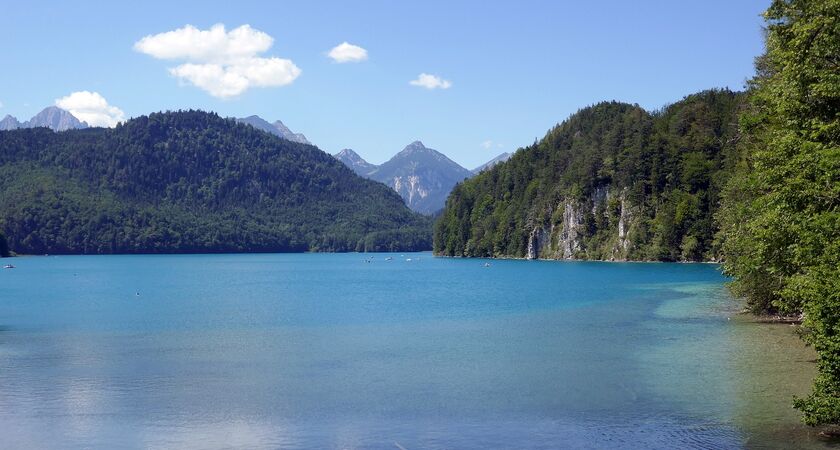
[1,0,768,168]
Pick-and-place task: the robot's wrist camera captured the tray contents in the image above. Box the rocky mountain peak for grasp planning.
[235,115,311,145]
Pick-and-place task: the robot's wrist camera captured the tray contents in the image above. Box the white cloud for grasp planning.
[481,140,493,149]
[134,24,301,98]
[55,91,125,127]
[409,73,452,90]
[327,42,368,63]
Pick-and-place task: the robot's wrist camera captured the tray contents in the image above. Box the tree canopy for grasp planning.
[717,0,840,426]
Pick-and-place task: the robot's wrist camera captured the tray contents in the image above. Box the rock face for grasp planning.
[334,149,377,176]
[0,107,88,131]
[368,141,474,215]
[473,152,511,174]
[26,106,88,131]
[521,187,637,261]
[236,115,311,145]
[0,115,22,131]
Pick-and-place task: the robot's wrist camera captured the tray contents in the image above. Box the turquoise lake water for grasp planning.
[0,253,830,449]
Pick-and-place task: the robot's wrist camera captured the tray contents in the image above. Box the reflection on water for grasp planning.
[0,254,833,448]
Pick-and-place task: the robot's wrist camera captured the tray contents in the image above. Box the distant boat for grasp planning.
[3,264,15,269]
[406,258,412,262]
[483,262,491,267]
[385,257,393,261]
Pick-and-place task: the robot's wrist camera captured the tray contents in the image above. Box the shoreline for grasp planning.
[433,253,721,264]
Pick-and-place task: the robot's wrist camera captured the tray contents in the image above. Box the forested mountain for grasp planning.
[434,89,744,261]
[1,106,88,131]
[236,115,311,145]
[0,110,431,254]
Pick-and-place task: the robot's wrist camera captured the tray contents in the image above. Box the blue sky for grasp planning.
[1,0,767,168]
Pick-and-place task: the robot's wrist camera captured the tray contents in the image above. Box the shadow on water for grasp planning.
[728,319,840,449]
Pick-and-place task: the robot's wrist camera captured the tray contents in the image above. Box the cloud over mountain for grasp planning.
[55,91,125,127]
[134,24,301,98]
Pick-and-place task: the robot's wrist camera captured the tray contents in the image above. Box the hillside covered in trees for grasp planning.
[434,89,744,261]
[0,110,432,254]
[717,0,839,428]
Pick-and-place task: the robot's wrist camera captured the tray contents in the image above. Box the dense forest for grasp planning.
[717,0,839,427]
[0,231,8,257]
[434,89,744,261]
[0,111,432,254]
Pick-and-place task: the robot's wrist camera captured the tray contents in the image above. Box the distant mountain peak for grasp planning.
[27,106,88,131]
[366,141,473,214]
[235,115,311,145]
[333,148,377,177]
[336,148,362,159]
[473,152,512,173]
[400,140,429,153]
[0,114,21,131]
[0,106,87,132]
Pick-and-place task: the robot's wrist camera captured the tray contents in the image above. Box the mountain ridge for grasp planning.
[1,106,88,131]
[236,115,311,145]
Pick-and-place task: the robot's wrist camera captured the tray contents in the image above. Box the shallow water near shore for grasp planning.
[0,253,832,449]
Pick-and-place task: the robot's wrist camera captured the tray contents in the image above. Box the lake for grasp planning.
[0,253,830,449]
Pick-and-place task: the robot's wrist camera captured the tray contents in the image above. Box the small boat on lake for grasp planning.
[3,264,16,269]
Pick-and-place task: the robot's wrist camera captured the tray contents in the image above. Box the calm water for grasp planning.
[0,253,830,449]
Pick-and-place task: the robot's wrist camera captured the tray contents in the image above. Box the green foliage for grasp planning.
[435,90,744,261]
[0,111,432,254]
[0,230,8,257]
[718,0,840,426]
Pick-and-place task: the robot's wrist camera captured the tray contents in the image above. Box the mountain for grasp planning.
[0,110,432,254]
[332,142,503,215]
[236,115,311,145]
[365,141,474,215]
[332,146,515,214]
[334,149,377,176]
[435,89,745,262]
[0,115,21,131]
[0,107,88,131]
[473,152,511,174]
[26,106,88,130]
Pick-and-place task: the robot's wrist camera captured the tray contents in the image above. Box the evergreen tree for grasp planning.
[0,230,9,257]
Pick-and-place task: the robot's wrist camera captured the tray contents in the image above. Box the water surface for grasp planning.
[0,253,828,448]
